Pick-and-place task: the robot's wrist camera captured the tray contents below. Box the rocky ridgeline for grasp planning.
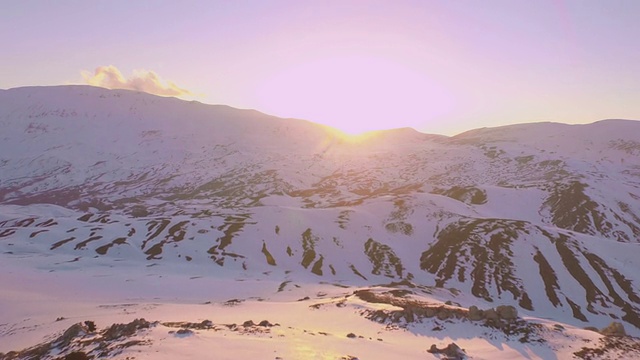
[368,303,528,333]
[0,317,285,360]
[355,289,544,343]
[582,321,628,337]
[357,289,518,324]
[574,322,640,359]
[355,289,640,358]
[0,319,152,360]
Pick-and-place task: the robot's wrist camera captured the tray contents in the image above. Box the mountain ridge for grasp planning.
[6,84,639,137]
[1,85,640,339]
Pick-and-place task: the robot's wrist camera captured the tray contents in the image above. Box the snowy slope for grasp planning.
[1,86,640,358]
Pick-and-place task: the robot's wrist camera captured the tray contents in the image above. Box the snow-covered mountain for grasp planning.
[2,85,640,358]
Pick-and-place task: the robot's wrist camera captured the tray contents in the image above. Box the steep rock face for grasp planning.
[364,238,403,278]
[542,181,640,242]
[1,86,640,333]
[420,218,533,309]
[433,186,487,205]
[420,217,640,327]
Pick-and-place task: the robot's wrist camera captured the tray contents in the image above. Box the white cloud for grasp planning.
[82,65,192,97]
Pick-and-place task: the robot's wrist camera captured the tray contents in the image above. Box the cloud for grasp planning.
[81,65,192,97]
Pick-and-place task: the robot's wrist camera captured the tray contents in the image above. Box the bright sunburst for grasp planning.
[254,55,454,135]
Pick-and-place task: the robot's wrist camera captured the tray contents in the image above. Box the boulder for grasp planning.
[200,320,213,328]
[468,305,483,321]
[601,322,626,336]
[484,308,498,321]
[437,310,450,320]
[103,318,151,341]
[65,352,90,360]
[56,323,86,347]
[427,343,465,359]
[410,306,425,317]
[496,305,518,321]
[443,343,465,359]
[176,328,194,336]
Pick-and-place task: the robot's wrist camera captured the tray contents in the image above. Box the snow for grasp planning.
[0,254,610,359]
[1,86,640,358]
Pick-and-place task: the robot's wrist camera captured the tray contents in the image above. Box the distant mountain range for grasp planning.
[1,85,640,335]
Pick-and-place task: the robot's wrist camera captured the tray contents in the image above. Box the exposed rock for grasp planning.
[433,186,487,205]
[496,305,518,320]
[437,310,450,320]
[369,310,388,323]
[242,320,255,327]
[176,328,194,336]
[0,318,157,360]
[56,323,87,347]
[84,321,96,332]
[468,305,483,321]
[573,335,640,359]
[484,308,498,321]
[258,320,274,327]
[425,307,437,318]
[64,352,90,360]
[392,312,403,322]
[200,320,213,328]
[102,318,151,341]
[403,310,415,323]
[224,299,244,306]
[427,342,466,359]
[601,321,626,336]
[346,333,357,338]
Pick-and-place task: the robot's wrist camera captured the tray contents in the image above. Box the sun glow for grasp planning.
[326,127,386,146]
[255,56,454,135]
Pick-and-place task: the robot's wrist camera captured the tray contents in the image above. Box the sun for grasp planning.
[254,55,453,135]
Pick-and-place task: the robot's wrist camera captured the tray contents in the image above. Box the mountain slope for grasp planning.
[1,85,640,342]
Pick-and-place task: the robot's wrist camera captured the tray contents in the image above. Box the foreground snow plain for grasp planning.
[0,258,597,359]
[1,225,634,360]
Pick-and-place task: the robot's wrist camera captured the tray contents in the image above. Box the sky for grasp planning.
[1,0,639,135]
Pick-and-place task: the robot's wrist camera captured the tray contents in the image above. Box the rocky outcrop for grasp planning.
[357,289,522,327]
[103,318,151,340]
[601,322,627,337]
[433,186,487,205]
[468,305,483,321]
[496,305,518,320]
[0,319,153,360]
[427,343,466,359]
[364,238,403,278]
[420,218,533,308]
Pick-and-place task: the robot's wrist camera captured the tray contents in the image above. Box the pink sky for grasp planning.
[1,1,639,135]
